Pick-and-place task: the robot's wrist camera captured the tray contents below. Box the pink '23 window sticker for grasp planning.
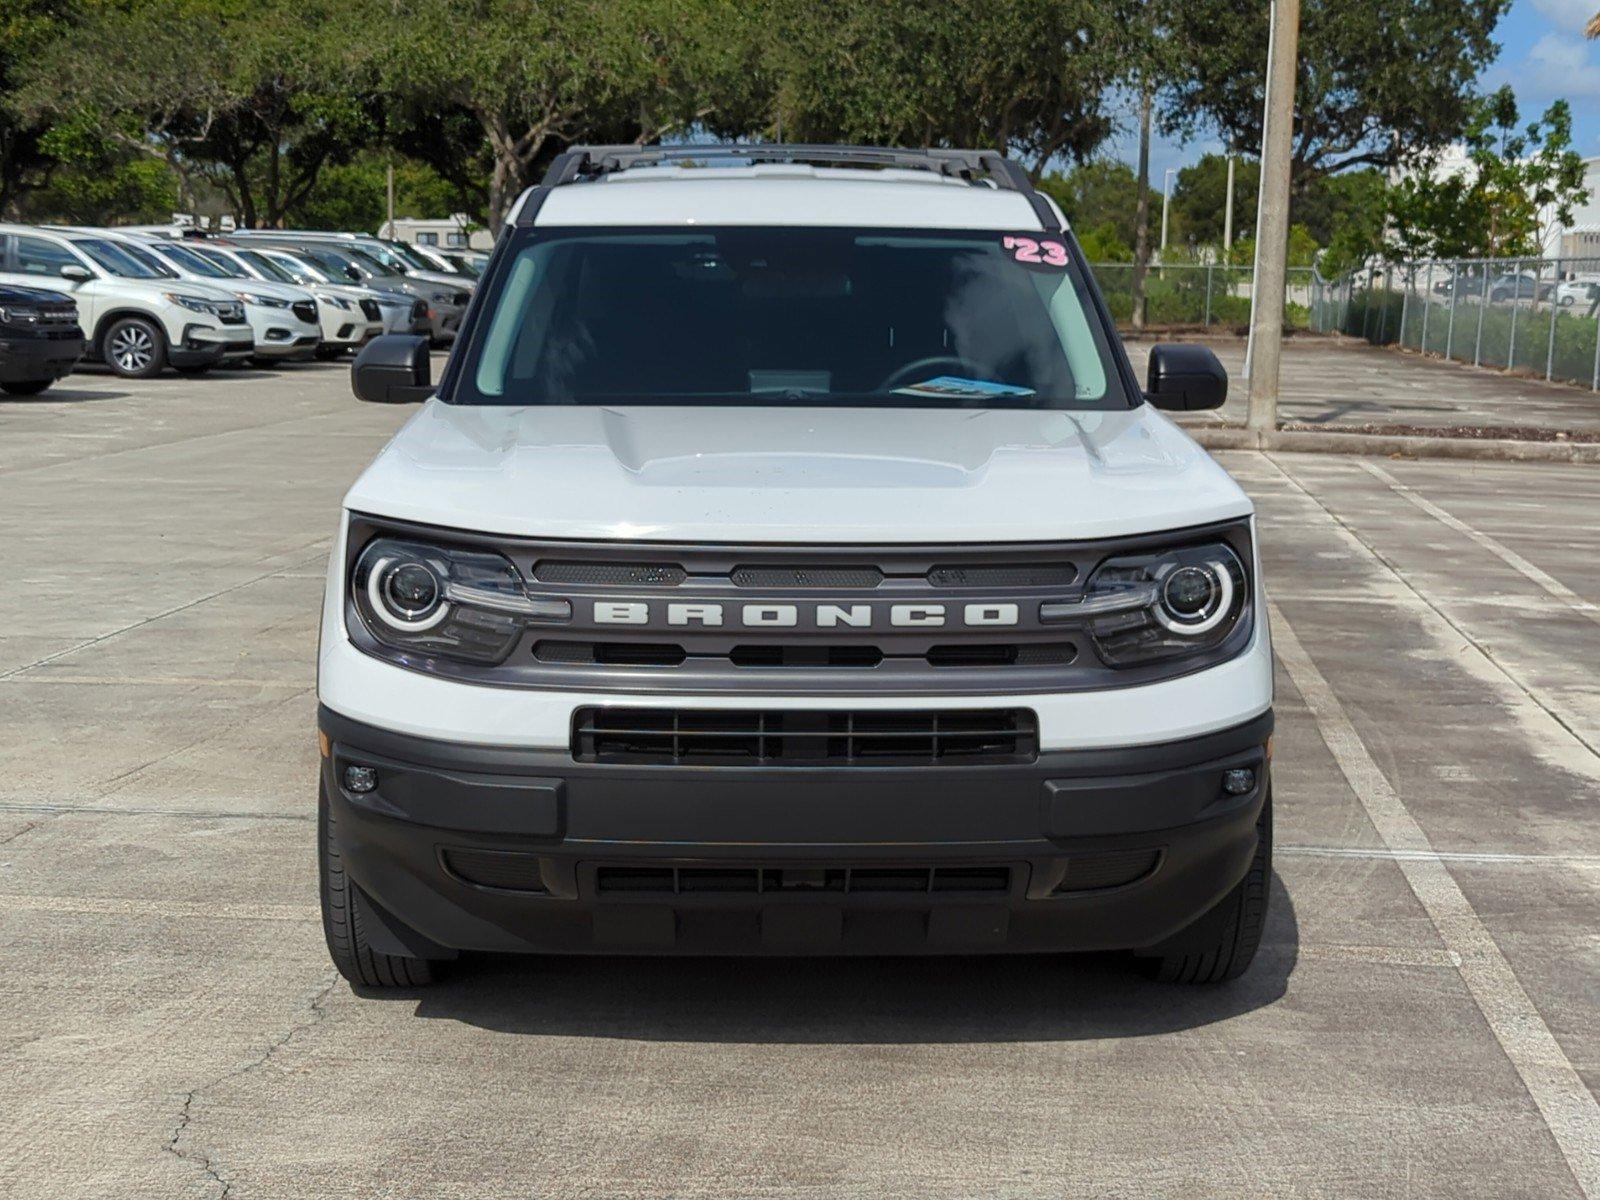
[1002,235,1069,267]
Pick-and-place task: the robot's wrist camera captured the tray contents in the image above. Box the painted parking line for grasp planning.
[1270,601,1600,1198]
[1281,845,1600,868]
[1355,459,1600,625]
[0,893,319,923]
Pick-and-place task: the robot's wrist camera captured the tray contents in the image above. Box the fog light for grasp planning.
[1222,767,1256,796]
[343,765,378,793]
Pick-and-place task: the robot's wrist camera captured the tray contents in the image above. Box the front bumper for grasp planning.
[0,333,84,381]
[319,705,1272,957]
[172,323,254,366]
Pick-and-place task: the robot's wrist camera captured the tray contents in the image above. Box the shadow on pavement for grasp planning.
[397,873,1298,1044]
[0,386,128,403]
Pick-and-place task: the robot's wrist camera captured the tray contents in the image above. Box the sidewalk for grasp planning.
[1123,335,1600,438]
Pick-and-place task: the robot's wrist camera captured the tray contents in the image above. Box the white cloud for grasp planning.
[1529,0,1597,33]
[1528,32,1600,96]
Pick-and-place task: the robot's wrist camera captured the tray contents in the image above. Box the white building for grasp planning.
[1553,156,1600,262]
[378,214,493,252]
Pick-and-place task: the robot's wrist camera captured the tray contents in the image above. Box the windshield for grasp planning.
[382,241,435,271]
[76,238,171,279]
[159,243,233,279]
[252,250,323,285]
[459,227,1127,410]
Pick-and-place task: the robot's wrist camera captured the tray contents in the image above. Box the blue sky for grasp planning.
[1109,0,1600,182]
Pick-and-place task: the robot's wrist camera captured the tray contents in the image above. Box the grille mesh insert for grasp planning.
[573,707,1037,766]
[731,565,884,589]
[534,561,687,586]
[595,864,1013,894]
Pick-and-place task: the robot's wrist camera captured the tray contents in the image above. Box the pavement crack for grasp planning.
[0,820,40,846]
[165,971,338,1198]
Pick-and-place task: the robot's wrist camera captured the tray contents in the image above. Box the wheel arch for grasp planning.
[91,307,169,355]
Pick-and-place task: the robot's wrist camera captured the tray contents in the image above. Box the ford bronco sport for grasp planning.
[319,145,1274,988]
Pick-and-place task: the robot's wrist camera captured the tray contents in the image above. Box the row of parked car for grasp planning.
[0,224,487,394]
[1429,271,1600,307]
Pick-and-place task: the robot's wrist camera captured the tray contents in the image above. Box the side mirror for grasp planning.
[59,264,92,282]
[344,266,362,282]
[1145,343,1227,411]
[351,334,433,404]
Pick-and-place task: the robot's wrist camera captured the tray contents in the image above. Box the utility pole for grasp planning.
[1245,0,1300,437]
[385,162,396,240]
[1223,153,1236,253]
[1160,167,1175,253]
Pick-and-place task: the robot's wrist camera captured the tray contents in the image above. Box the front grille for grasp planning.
[219,307,247,325]
[38,306,77,325]
[928,564,1078,588]
[573,707,1038,766]
[596,864,1013,895]
[535,640,1072,670]
[410,299,428,319]
[359,298,381,321]
[291,300,317,323]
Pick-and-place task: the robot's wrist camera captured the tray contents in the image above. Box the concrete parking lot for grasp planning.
[2,354,1598,1198]
[1126,335,1600,435]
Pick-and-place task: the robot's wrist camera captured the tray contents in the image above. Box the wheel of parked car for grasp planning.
[0,379,55,396]
[1135,792,1272,984]
[319,779,440,987]
[1490,289,1507,302]
[102,316,168,379]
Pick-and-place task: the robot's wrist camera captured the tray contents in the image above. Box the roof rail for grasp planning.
[517,143,1059,229]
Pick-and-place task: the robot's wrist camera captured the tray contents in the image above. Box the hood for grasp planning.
[212,278,314,304]
[0,283,74,305]
[345,402,1252,544]
[404,269,474,292]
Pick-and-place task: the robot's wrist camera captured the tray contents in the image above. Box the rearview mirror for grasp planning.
[59,264,92,282]
[351,334,433,404]
[1145,343,1227,411]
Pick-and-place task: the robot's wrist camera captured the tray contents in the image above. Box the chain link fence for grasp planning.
[1310,257,1600,391]
[1090,263,1315,331]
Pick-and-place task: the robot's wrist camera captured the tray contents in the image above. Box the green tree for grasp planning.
[1170,155,1259,247]
[371,0,745,229]
[765,0,1136,178]
[1039,160,1163,251]
[0,0,74,215]
[1386,88,1590,260]
[1164,0,1508,186]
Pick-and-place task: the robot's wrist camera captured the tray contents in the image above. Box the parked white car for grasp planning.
[213,243,424,354]
[1555,278,1599,309]
[0,224,252,377]
[108,233,322,362]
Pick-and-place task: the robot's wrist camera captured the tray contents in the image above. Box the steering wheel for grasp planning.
[876,355,993,394]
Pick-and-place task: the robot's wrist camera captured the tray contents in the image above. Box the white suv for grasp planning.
[105,233,323,362]
[0,225,253,377]
[319,146,1273,989]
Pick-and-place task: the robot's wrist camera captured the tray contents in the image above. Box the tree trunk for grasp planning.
[1130,83,1153,332]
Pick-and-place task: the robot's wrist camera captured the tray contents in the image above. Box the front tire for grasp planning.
[1,378,54,395]
[319,780,439,988]
[1137,793,1272,984]
[102,316,168,378]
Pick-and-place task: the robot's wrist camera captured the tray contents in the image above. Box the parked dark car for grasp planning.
[1487,273,1552,303]
[0,283,84,395]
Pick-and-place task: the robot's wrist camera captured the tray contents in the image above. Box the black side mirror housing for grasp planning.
[351,334,433,404]
[1145,343,1228,411]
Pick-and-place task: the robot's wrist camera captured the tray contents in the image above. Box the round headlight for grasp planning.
[365,552,449,630]
[1156,561,1233,634]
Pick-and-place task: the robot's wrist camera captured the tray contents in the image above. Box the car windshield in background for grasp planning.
[160,243,233,279]
[77,238,169,279]
[462,227,1128,410]
[253,250,323,285]
[384,241,436,271]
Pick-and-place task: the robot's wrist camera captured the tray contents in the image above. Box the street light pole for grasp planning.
[1245,0,1300,437]
[1160,167,1176,254]
[1223,153,1236,253]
